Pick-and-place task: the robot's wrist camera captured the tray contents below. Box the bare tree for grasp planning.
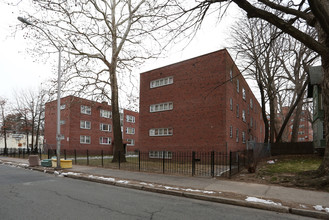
[230,16,316,144]
[13,89,46,152]
[16,0,168,162]
[0,97,8,155]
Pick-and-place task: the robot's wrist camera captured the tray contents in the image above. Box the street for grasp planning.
[0,164,314,220]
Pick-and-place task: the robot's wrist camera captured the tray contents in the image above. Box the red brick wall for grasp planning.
[44,96,139,152]
[139,49,264,153]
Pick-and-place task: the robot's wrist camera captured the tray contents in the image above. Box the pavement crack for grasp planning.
[47,189,143,218]
[147,207,164,220]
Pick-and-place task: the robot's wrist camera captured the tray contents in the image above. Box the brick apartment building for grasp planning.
[139,49,264,157]
[44,96,139,152]
[279,106,313,142]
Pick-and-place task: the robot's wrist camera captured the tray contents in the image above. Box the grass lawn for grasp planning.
[261,156,322,174]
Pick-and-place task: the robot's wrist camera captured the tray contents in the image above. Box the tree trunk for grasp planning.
[291,101,303,142]
[269,95,276,143]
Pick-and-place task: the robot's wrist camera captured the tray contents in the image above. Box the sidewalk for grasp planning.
[1,156,329,219]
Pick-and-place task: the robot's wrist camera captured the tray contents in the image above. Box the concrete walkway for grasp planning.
[1,156,329,219]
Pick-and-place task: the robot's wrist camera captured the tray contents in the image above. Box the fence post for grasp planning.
[138,151,141,172]
[87,150,89,166]
[229,151,232,177]
[101,150,104,167]
[162,151,165,174]
[64,149,66,160]
[74,149,77,165]
[48,149,50,159]
[211,151,215,178]
[39,148,42,160]
[192,151,196,176]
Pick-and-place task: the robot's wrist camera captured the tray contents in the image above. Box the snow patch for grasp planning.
[245,197,282,206]
[313,205,329,213]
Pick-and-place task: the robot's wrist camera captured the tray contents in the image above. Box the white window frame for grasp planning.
[242,132,246,144]
[100,123,111,132]
[150,76,173,88]
[242,88,246,100]
[126,115,135,123]
[80,135,91,144]
[149,128,173,136]
[99,137,111,145]
[237,79,239,93]
[242,110,246,122]
[60,104,66,110]
[80,120,91,129]
[126,127,135,134]
[236,104,239,118]
[250,99,253,109]
[100,109,112,118]
[60,120,65,125]
[150,102,173,113]
[236,129,239,143]
[126,139,135,146]
[81,105,91,115]
[149,151,172,159]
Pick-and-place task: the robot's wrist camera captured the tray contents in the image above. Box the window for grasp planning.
[230,126,233,138]
[150,76,173,88]
[149,128,173,136]
[99,137,111,145]
[126,127,135,134]
[242,132,246,143]
[81,105,91,115]
[60,104,66,110]
[80,120,91,129]
[230,98,233,111]
[250,99,253,109]
[80,135,91,144]
[150,102,173,112]
[236,104,239,118]
[298,137,305,141]
[237,79,239,93]
[242,88,246,100]
[298,131,305,135]
[126,115,135,123]
[230,68,233,82]
[60,120,65,125]
[126,139,135,146]
[236,129,239,142]
[149,151,172,159]
[242,110,246,122]
[250,117,253,128]
[100,109,112,118]
[299,124,305,128]
[100,123,111,132]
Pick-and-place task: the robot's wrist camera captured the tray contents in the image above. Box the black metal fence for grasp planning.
[0,148,253,178]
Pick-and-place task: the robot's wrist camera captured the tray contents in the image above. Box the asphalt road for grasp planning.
[0,164,315,220]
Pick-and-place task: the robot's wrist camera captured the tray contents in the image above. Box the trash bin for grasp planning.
[41,159,52,167]
[51,159,72,168]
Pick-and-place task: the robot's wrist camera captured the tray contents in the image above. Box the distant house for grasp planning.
[307,66,325,154]
[139,49,264,157]
[0,132,44,150]
[44,96,139,153]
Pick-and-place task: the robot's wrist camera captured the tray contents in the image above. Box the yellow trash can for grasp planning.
[51,159,72,168]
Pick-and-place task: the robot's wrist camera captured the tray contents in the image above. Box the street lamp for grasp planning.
[18,17,62,169]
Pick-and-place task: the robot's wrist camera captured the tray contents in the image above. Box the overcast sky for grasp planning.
[0,2,247,107]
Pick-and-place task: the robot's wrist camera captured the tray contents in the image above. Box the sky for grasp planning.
[0,1,249,107]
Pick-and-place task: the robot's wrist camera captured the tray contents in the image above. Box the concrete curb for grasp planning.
[1,160,329,219]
